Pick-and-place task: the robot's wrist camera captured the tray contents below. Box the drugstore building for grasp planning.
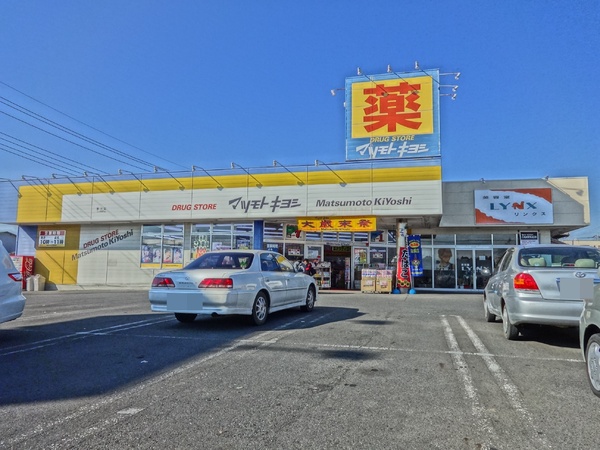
[0,69,591,290]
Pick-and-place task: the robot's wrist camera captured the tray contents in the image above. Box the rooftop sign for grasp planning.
[345,70,441,162]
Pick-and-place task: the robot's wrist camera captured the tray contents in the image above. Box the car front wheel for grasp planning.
[501,304,519,340]
[251,291,269,326]
[483,297,496,322]
[301,286,316,312]
[585,333,600,397]
[175,313,197,323]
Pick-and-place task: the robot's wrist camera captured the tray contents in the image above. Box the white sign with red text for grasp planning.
[60,181,442,222]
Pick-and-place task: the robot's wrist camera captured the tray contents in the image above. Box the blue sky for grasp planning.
[1,1,598,237]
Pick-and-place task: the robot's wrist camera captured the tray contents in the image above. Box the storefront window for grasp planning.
[387,230,397,244]
[418,234,432,245]
[284,224,302,239]
[212,234,231,250]
[191,224,210,260]
[455,250,474,289]
[338,232,352,242]
[306,245,322,260]
[387,247,397,268]
[370,247,386,268]
[322,231,338,242]
[456,234,491,245]
[191,224,211,233]
[265,242,283,253]
[284,243,303,260]
[234,235,252,249]
[264,222,284,240]
[234,222,253,249]
[189,223,254,258]
[234,223,253,234]
[433,247,456,288]
[163,225,184,268]
[370,231,386,244]
[213,223,232,234]
[141,225,162,268]
[353,232,369,243]
[305,231,321,241]
[413,248,433,288]
[493,248,509,270]
[433,234,455,245]
[493,233,517,245]
[141,224,183,269]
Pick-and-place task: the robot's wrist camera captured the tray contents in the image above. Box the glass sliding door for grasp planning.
[475,250,493,289]
[455,249,493,290]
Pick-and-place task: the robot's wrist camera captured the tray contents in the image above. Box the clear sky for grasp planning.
[0,1,598,237]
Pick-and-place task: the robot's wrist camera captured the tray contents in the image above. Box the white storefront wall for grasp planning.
[76,225,154,286]
[65,177,589,288]
[61,181,442,223]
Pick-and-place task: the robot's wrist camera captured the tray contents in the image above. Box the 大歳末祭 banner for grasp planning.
[345,70,441,162]
[297,217,376,232]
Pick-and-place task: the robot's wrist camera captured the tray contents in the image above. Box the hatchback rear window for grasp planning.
[518,248,600,268]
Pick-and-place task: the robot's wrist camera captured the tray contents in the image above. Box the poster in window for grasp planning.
[140,244,162,269]
[236,236,251,249]
[191,235,210,260]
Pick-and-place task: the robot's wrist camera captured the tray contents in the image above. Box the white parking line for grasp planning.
[454,315,550,449]
[0,317,172,357]
[441,316,499,445]
[0,309,572,448]
[0,338,250,448]
[0,313,314,447]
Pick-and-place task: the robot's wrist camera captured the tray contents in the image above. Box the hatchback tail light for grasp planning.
[514,273,539,291]
[152,276,175,287]
[199,278,233,289]
[8,272,23,282]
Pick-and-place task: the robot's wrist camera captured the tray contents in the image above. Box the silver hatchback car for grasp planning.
[579,266,600,397]
[483,244,600,340]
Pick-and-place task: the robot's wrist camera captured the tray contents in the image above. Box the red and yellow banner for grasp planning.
[297,217,376,232]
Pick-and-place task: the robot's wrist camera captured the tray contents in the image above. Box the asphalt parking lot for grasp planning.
[0,289,597,449]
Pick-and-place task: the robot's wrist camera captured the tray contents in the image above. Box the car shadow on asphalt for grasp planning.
[0,305,362,406]
[516,325,580,349]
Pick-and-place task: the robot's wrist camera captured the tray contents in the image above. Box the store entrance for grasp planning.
[455,248,493,290]
[324,245,352,289]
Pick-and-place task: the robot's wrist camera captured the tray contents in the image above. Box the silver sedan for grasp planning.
[149,250,318,325]
[483,244,600,340]
[0,242,26,325]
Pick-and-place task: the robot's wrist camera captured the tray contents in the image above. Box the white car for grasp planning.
[579,266,600,397]
[0,241,26,325]
[149,250,318,325]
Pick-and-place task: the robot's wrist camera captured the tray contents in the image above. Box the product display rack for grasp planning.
[314,262,331,289]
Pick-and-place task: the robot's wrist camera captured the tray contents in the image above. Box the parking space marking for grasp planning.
[0,337,250,448]
[1,308,577,448]
[454,315,550,449]
[0,313,315,447]
[441,315,499,444]
[0,317,172,357]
